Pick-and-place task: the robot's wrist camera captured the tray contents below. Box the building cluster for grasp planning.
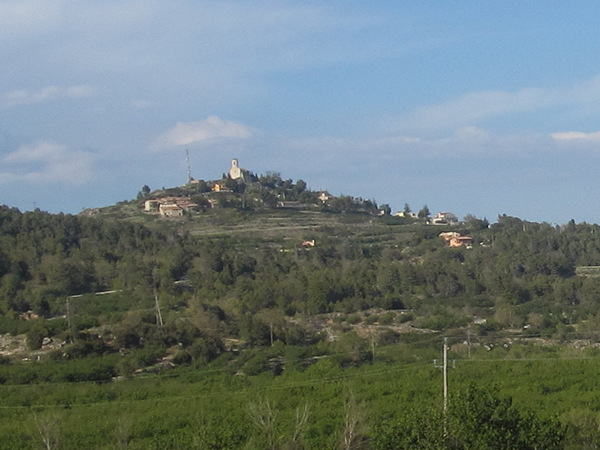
[144,197,198,217]
[143,158,468,228]
[394,211,417,219]
[431,212,458,225]
[439,232,473,248]
[394,210,459,225]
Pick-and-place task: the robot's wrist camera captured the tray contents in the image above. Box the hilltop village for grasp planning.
[142,158,338,216]
[139,158,474,247]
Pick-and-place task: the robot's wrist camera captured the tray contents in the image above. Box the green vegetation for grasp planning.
[0,345,595,448]
[3,174,600,447]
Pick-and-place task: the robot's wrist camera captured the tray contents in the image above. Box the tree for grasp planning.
[463,214,489,231]
[261,191,278,208]
[248,399,310,449]
[372,387,564,449]
[334,331,371,367]
[248,399,278,450]
[418,205,430,219]
[137,185,151,200]
[293,179,307,197]
[447,385,565,449]
[26,322,47,350]
[32,412,61,450]
[379,204,391,216]
[340,392,368,449]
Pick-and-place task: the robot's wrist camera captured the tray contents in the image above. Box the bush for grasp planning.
[396,313,414,324]
[173,350,192,365]
[189,337,224,364]
[347,314,361,325]
[26,323,46,350]
[379,312,396,325]
[376,295,405,310]
[62,336,111,359]
[74,315,100,330]
[136,346,166,367]
[364,315,378,325]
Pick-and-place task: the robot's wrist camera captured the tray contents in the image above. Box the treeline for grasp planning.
[0,206,186,311]
[4,206,600,343]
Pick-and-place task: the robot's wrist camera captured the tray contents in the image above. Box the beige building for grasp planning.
[229,158,243,180]
[159,204,184,217]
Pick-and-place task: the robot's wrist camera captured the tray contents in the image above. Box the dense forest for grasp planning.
[3,203,600,342]
[3,177,600,447]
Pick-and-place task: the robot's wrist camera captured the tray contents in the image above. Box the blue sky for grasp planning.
[2,1,600,224]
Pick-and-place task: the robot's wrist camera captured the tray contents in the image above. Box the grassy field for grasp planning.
[0,342,598,449]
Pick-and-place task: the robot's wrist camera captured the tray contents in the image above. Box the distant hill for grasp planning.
[80,169,421,241]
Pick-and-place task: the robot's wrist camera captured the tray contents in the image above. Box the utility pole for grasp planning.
[467,329,471,359]
[442,337,448,417]
[66,298,72,337]
[434,337,454,437]
[151,269,164,326]
[370,329,376,363]
[154,288,164,326]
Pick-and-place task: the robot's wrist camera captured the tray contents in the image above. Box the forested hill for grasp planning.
[4,189,600,446]
[2,197,600,339]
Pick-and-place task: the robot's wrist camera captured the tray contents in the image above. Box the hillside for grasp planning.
[2,172,600,447]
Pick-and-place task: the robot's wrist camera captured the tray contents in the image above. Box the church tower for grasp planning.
[229,158,243,180]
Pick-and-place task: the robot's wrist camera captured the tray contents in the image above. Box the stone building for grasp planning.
[229,158,244,180]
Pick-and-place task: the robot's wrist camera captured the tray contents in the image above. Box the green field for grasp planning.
[0,342,598,449]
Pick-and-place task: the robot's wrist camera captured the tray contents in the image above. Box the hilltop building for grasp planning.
[395,211,418,219]
[439,231,473,248]
[144,196,198,217]
[317,191,332,203]
[229,158,244,180]
[432,212,458,225]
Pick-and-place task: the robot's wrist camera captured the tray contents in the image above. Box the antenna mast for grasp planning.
[185,149,192,184]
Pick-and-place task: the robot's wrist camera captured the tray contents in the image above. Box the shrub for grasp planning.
[396,313,414,324]
[379,312,395,325]
[26,323,46,350]
[347,314,361,325]
[364,315,378,325]
[173,350,192,365]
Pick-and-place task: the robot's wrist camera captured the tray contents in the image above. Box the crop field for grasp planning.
[0,343,599,449]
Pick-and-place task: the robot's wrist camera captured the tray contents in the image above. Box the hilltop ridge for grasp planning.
[81,159,468,241]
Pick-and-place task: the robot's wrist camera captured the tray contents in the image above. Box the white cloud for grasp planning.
[1,141,93,184]
[396,87,552,133]
[393,75,600,135]
[280,126,562,170]
[153,116,256,149]
[0,2,400,94]
[551,131,600,141]
[0,85,97,108]
[3,141,65,163]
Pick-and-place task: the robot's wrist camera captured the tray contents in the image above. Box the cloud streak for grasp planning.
[152,116,256,149]
[1,141,93,184]
[393,75,600,135]
[551,130,600,141]
[0,85,97,108]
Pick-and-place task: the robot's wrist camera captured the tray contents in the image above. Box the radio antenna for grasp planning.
[185,149,192,184]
